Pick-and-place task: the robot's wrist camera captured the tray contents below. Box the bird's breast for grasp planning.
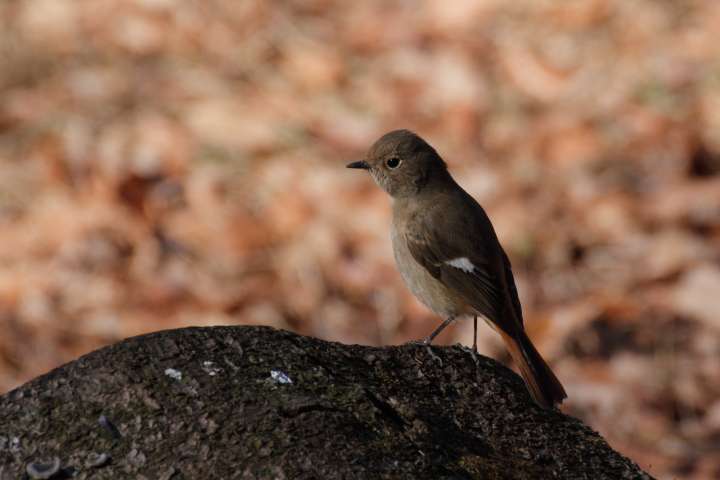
[390,222,467,318]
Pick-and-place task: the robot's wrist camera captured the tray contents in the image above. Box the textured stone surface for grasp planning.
[0,326,653,479]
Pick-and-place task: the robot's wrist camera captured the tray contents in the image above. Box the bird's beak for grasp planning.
[346,160,370,170]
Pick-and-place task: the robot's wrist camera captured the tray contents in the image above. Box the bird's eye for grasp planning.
[386,157,401,169]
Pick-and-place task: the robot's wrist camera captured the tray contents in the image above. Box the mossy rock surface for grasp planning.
[0,326,653,479]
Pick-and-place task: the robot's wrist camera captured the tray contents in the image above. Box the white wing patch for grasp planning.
[445,257,476,273]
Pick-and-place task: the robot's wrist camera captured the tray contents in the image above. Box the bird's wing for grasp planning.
[403,201,507,325]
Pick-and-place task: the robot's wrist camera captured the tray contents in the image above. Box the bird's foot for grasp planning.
[470,339,481,366]
[452,342,481,368]
[405,338,443,366]
[469,348,481,369]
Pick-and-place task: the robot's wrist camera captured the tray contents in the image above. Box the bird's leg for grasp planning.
[472,316,478,353]
[405,316,456,366]
[470,316,480,368]
[422,316,455,345]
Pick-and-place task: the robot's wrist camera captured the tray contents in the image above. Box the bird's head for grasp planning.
[347,130,448,198]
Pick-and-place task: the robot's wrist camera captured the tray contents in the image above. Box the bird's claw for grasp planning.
[405,338,443,366]
[469,348,480,368]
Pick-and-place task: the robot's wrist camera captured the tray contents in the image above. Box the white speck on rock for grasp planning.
[202,360,221,376]
[26,457,60,479]
[270,370,292,384]
[164,368,182,380]
[87,452,111,468]
[10,436,21,452]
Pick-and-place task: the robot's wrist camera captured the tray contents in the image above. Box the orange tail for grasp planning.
[500,330,567,408]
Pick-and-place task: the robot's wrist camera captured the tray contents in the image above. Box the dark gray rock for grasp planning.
[0,326,653,479]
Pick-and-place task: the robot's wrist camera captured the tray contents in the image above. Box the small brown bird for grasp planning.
[347,130,567,408]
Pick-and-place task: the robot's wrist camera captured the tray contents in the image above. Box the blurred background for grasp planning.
[1,1,719,478]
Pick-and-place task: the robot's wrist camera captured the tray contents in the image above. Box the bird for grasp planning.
[347,129,567,408]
